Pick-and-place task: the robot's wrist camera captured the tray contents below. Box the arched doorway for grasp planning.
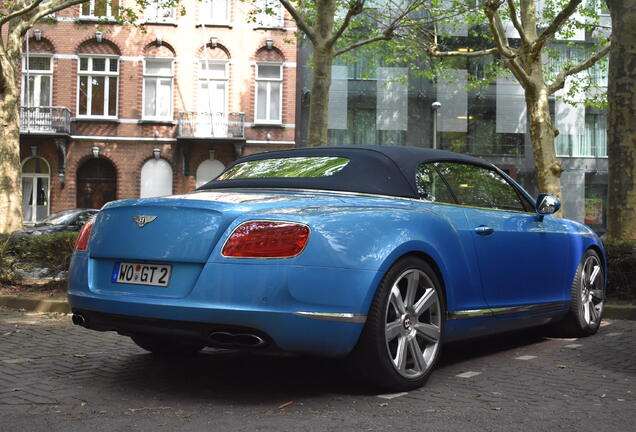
[196,159,225,188]
[21,156,50,223]
[76,158,117,208]
[140,158,173,197]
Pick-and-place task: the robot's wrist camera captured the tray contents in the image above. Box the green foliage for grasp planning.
[0,233,78,281]
[0,236,21,284]
[604,239,636,302]
[393,0,610,107]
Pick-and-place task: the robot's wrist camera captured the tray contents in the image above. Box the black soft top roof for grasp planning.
[199,146,494,198]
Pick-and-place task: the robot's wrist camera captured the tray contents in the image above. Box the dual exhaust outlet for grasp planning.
[71,313,265,348]
[208,331,266,348]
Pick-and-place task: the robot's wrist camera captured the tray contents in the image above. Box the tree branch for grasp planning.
[0,0,44,26]
[427,46,499,57]
[483,0,532,87]
[279,0,318,45]
[506,0,530,45]
[483,1,516,59]
[335,31,393,57]
[547,42,611,95]
[534,0,582,53]
[328,0,364,47]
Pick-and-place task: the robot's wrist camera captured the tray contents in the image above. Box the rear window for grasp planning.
[217,157,350,180]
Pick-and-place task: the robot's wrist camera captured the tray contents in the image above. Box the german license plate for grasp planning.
[111,262,172,287]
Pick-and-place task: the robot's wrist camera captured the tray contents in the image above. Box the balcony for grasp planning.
[20,106,72,135]
[177,111,245,140]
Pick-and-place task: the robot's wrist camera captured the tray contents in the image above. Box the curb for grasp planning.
[1,295,635,321]
[604,304,636,321]
[0,295,70,314]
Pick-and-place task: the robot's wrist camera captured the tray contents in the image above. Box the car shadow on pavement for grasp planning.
[110,327,551,401]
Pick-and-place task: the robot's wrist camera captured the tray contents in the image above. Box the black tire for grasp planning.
[553,249,605,337]
[131,334,205,356]
[348,256,445,391]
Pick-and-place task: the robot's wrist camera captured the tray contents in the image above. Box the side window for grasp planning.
[435,162,525,211]
[415,163,456,204]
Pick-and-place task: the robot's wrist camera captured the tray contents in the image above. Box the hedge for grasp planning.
[0,232,78,283]
[0,233,635,302]
[603,239,636,302]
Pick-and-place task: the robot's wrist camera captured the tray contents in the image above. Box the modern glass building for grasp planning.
[295,6,610,234]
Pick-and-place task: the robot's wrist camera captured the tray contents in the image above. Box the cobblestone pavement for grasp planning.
[0,307,634,431]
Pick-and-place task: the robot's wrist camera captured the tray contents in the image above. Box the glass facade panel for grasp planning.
[328,66,348,129]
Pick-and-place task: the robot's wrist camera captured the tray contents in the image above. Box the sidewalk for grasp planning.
[1,293,634,319]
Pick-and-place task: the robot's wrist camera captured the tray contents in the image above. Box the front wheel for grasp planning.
[348,256,445,391]
[554,249,605,337]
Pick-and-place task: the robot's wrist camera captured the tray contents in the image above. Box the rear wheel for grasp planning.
[349,256,445,391]
[554,249,605,337]
[131,334,205,356]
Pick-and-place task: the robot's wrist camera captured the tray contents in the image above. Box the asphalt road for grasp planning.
[0,307,634,432]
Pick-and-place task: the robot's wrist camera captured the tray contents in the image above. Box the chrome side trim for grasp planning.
[447,302,569,320]
[293,312,367,323]
[446,309,493,320]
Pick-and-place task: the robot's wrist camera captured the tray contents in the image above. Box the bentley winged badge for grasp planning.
[132,215,157,228]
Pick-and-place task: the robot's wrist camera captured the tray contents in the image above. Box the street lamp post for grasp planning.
[431,101,441,150]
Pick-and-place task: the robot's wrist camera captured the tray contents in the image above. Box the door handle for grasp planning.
[474,225,494,235]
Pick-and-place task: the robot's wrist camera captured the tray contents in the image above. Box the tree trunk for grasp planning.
[526,86,563,200]
[606,0,636,240]
[306,45,334,147]
[0,50,23,234]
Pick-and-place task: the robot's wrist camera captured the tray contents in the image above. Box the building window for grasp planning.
[556,113,607,157]
[81,0,119,18]
[145,1,175,23]
[78,56,119,118]
[256,0,284,28]
[21,157,50,223]
[196,159,225,188]
[143,58,173,120]
[255,63,282,124]
[140,158,173,198]
[197,60,228,136]
[21,55,52,107]
[202,0,229,24]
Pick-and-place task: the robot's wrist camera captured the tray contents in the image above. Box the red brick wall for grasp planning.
[18,1,298,216]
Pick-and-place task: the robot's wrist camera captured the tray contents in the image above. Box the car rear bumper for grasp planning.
[68,252,378,357]
[68,294,365,357]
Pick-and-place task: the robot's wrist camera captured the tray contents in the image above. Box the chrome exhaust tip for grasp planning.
[71,314,86,326]
[235,333,266,347]
[209,331,235,345]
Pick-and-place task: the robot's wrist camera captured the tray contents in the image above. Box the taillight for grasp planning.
[75,218,95,251]
[222,221,310,258]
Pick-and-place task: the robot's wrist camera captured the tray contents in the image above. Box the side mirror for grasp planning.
[536,194,561,220]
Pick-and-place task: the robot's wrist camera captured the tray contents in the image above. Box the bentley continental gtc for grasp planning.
[68,146,606,391]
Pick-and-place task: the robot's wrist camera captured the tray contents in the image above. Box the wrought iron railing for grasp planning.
[178,111,245,139]
[20,106,72,135]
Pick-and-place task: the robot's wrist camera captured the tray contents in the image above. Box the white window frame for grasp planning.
[80,0,119,18]
[201,0,230,25]
[21,55,53,107]
[143,58,174,121]
[254,62,283,125]
[198,60,229,114]
[21,156,51,224]
[256,0,284,28]
[77,55,119,119]
[144,1,176,23]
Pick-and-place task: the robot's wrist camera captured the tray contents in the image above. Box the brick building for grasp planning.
[18,0,296,223]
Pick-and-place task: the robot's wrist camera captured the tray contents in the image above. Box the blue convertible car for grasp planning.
[68,146,606,390]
